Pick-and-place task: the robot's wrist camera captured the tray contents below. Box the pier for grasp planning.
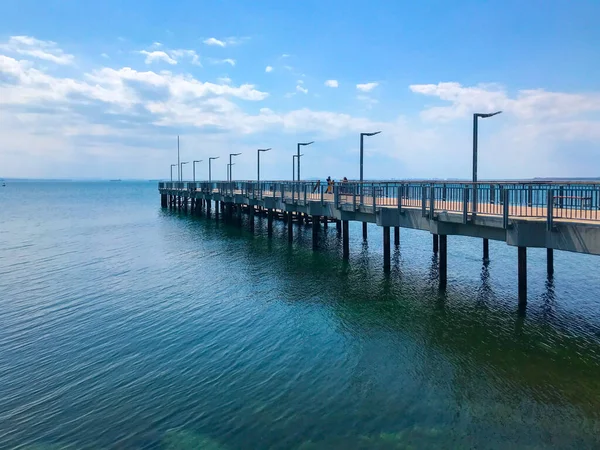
[159,180,600,305]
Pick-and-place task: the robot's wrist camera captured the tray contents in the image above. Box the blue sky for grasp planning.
[1,0,599,180]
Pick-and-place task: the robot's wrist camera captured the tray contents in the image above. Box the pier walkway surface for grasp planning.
[159,180,600,305]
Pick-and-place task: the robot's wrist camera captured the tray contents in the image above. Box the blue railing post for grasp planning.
[547,189,554,231]
[503,189,510,229]
[462,186,468,224]
[429,185,435,218]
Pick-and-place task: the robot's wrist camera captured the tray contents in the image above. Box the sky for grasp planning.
[1,0,599,180]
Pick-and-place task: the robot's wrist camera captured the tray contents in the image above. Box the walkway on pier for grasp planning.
[159,179,600,305]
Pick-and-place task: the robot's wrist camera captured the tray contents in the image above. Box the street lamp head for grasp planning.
[475,111,502,119]
[298,141,314,147]
[230,152,242,157]
[181,161,189,165]
[258,148,272,152]
[362,131,382,137]
[209,156,219,160]
[171,164,177,167]
[193,159,202,163]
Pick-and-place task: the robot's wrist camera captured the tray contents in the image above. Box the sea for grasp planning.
[1,181,600,449]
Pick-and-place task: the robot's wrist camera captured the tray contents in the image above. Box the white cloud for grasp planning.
[265,66,273,73]
[203,37,246,47]
[325,79,338,88]
[217,76,232,84]
[296,85,308,94]
[209,58,235,66]
[151,42,162,48]
[101,53,109,59]
[356,82,378,92]
[170,49,200,66]
[0,35,74,65]
[203,37,226,47]
[139,50,177,65]
[409,82,600,122]
[297,79,304,85]
[281,53,290,58]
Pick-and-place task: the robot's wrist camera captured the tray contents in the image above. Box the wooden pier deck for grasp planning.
[159,180,600,305]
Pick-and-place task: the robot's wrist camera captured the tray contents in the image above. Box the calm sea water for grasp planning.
[1,181,600,450]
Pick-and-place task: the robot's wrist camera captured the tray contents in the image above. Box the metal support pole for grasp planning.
[249,205,255,232]
[336,219,341,234]
[288,213,293,243]
[312,215,319,249]
[362,222,367,240]
[383,226,390,272]
[433,234,439,253]
[483,238,489,260]
[439,235,447,288]
[342,220,349,259]
[472,115,478,214]
[547,248,554,278]
[267,209,273,236]
[394,226,400,246]
[518,246,527,305]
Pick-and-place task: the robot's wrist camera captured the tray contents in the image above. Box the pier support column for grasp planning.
[161,194,167,207]
[237,205,242,225]
[215,201,219,219]
[267,209,274,237]
[483,238,489,261]
[206,200,211,217]
[312,215,319,249]
[433,234,439,253]
[394,226,400,246]
[283,211,289,224]
[323,216,328,229]
[383,226,391,272]
[439,235,447,288]
[336,219,342,234]
[547,248,554,278]
[287,215,293,243]
[362,222,368,240]
[249,206,255,232]
[518,246,527,305]
[342,220,349,259]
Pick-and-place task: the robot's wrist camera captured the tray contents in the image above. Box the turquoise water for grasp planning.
[1,181,600,449]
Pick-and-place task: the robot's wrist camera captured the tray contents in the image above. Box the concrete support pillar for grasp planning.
[161,194,167,207]
[547,248,554,278]
[283,211,289,224]
[215,201,219,219]
[267,209,274,237]
[394,226,400,246]
[439,235,447,288]
[336,219,342,234]
[383,226,391,272]
[323,216,328,229]
[433,234,439,253]
[518,246,527,305]
[342,220,349,259]
[312,215,319,249]
[483,238,489,261]
[249,205,255,232]
[287,214,293,243]
[207,200,211,217]
[237,205,242,225]
[362,222,368,240]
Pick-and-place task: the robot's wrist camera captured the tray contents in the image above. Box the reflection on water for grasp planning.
[1,182,600,449]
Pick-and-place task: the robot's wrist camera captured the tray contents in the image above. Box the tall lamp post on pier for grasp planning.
[180,161,189,182]
[170,164,177,182]
[208,157,219,183]
[257,148,271,183]
[359,131,381,203]
[193,160,203,183]
[473,111,502,213]
[293,154,303,182]
[296,141,314,181]
[229,153,241,182]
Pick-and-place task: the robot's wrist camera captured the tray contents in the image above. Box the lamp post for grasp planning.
[208,157,219,183]
[229,153,241,181]
[472,111,502,213]
[359,131,381,203]
[180,161,189,182]
[296,141,314,181]
[170,164,177,182]
[293,154,303,182]
[177,135,180,182]
[257,148,271,183]
[193,160,203,182]
[227,163,235,181]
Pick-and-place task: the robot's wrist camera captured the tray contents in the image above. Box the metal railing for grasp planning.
[159,180,600,228]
